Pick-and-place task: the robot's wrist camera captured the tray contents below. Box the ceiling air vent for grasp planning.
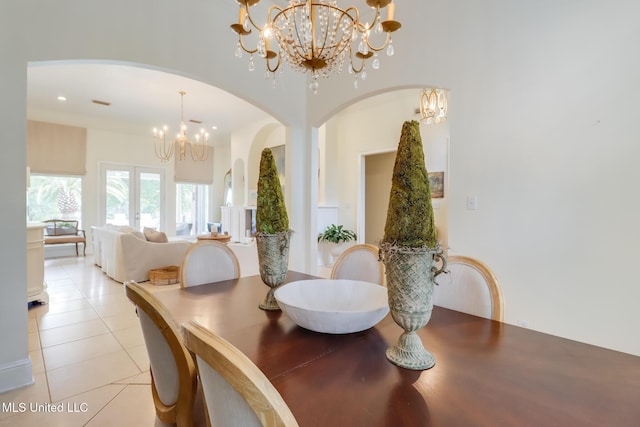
[189,119,202,124]
[92,99,111,106]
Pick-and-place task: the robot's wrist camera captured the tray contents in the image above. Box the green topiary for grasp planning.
[382,120,437,248]
[256,148,289,234]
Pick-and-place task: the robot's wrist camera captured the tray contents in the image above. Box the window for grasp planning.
[176,183,209,236]
[28,175,82,224]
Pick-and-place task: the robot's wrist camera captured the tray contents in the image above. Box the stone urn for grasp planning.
[329,242,347,264]
[255,230,291,311]
[381,243,446,370]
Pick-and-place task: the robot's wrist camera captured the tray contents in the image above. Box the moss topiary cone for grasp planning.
[256,148,289,234]
[382,120,437,248]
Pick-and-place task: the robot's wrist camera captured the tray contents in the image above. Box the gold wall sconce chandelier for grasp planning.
[231,0,401,94]
[153,91,209,162]
[419,88,448,124]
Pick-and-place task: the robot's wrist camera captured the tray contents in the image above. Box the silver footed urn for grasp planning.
[254,147,291,311]
[381,244,446,370]
[255,231,291,311]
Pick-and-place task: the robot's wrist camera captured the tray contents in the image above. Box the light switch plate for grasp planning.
[466,195,478,210]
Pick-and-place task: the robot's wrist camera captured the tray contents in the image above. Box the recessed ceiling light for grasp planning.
[211,126,217,130]
[57,96,67,101]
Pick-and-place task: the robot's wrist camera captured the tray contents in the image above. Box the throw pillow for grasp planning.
[143,227,168,243]
[118,226,138,234]
[130,231,146,240]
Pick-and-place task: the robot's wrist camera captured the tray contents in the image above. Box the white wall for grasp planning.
[446,0,640,355]
[0,50,31,393]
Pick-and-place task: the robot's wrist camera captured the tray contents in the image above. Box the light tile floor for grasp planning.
[1,255,331,426]
[0,256,178,427]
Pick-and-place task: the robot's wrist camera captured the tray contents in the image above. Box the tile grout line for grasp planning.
[81,384,129,426]
[33,310,53,404]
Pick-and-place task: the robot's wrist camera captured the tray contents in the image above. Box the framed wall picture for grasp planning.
[428,171,444,198]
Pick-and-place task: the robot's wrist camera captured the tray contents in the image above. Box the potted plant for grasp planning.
[317,224,357,262]
[255,148,292,310]
[380,120,447,370]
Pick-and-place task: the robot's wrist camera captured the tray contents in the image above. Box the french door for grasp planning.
[100,163,165,231]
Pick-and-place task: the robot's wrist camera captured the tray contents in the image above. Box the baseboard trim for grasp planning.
[0,357,33,394]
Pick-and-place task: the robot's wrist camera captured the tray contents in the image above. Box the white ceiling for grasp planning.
[26,62,273,143]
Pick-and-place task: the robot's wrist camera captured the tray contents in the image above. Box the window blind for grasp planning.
[27,120,87,175]
[174,146,214,184]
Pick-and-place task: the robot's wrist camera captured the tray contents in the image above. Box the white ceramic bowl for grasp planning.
[274,279,389,334]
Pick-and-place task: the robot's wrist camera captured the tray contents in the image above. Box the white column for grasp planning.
[285,125,318,275]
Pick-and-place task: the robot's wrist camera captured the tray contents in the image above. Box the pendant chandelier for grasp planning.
[419,88,448,124]
[231,0,401,94]
[153,91,209,162]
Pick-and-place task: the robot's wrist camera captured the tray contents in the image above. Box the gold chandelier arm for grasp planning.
[245,2,268,33]
[266,52,281,73]
[266,4,284,24]
[189,142,208,162]
[154,136,175,162]
[263,4,284,73]
[350,7,393,55]
[349,46,366,74]
[238,34,259,55]
[234,2,267,56]
[353,6,378,34]
[345,4,361,26]
[365,31,391,53]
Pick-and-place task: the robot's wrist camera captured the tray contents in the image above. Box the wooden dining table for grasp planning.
[153,271,640,427]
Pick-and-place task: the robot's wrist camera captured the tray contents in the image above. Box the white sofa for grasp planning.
[92,226,191,283]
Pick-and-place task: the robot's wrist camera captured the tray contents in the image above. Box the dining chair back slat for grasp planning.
[182,320,299,427]
[434,255,504,321]
[124,281,197,426]
[330,244,385,286]
[180,241,240,287]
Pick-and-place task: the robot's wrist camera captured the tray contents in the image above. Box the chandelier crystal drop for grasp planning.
[152,92,209,162]
[230,0,401,93]
[419,88,448,125]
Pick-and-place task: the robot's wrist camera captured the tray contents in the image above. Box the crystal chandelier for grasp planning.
[153,92,209,162]
[231,0,401,94]
[419,88,448,124]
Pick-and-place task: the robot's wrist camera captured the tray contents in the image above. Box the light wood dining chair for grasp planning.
[330,244,385,286]
[124,281,197,426]
[180,241,240,288]
[434,255,504,321]
[182,320,299,427]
